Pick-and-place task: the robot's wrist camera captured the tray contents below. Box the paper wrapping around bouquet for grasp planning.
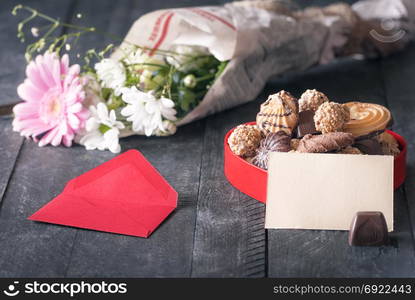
[115,7,237,62]
[29,150,178,238]
[112,0,414,134]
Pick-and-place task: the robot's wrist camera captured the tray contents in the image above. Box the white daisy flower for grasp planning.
[120,87,177,137]
[123,50,166,91]
[94,58,126,92]
[119,87,151,134]
[124,48,148,65]
[79,103,125,153]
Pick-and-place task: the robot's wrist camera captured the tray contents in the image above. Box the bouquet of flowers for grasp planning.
[11,0,414,153]
[12,5,227,153]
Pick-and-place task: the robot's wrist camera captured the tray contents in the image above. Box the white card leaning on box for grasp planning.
[265,153,394,231]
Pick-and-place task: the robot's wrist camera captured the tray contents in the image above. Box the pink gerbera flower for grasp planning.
[13,52,89,147]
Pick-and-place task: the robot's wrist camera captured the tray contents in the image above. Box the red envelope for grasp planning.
[28,150,178,238]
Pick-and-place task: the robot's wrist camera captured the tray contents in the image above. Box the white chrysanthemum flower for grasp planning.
[123,50,166,91]
[79,103,125,153]
[120,87,177,137]
[94,58,126,92]
[143,96,177,135]
[124,48,146,65]
[166,45,210,71]
[119,87,151,135]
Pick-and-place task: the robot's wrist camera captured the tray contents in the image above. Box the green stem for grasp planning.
[14,5,211,59]
[196,73,215,82]
[130,62,168,69]
[17,6,96,33]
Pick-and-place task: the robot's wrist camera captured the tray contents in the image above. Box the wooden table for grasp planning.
[1,0,414,278]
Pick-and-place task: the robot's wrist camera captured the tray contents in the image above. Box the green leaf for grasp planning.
[101,88,112,100]
[99,124,111,134]
[178,88,196,112]
[107,96,124,111]
[214,61,228,80]
[125,75,140,87]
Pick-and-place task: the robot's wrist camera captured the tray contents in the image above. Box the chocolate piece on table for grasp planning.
[353,138,383,155]
[348,211,389,246]
[296,110,319,138]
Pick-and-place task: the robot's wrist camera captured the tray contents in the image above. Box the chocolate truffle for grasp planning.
[299,89,329,112]
[228,124,262,157]
[314,102,350,133]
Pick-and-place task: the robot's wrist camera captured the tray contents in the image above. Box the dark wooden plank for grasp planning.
[190,93,267,277]
[0,0,79,203]
[0,0,64,204]
[0,0,76,106]
[268,189,415,277]
[380,43,415,255]
[0,0,79,277]
[0,144,88,277]
[0,0,233,278]
[61,0,216,277]
[65,123,206,277]
[2,0,411,278]
[0,0,30,107]
[0,118,23,205]
[266,57,415,277]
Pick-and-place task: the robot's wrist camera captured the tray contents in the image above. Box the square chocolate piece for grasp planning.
[354,138,383,155]
[296,110,319,138]
[348,211,389,246]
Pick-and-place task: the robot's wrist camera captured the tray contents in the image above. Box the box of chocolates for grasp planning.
[224,90,407,203]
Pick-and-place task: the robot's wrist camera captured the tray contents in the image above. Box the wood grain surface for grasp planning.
[0,0,413,278]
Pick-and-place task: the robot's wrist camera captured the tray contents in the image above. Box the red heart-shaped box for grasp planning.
[224,122,407,203]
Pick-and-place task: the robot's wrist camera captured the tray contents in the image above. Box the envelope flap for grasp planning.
[65,150,178,207]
